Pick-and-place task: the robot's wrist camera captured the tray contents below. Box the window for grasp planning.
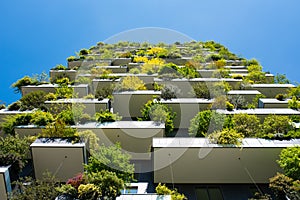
[121,186,138,194]
[196,186,224,200]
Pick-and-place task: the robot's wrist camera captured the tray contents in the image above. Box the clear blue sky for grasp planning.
[1,0,299,104]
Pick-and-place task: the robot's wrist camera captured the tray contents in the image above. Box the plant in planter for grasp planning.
[52,64,67,70]
[226,101,234,111]
[1,113,33,135]
[7,101,22,111]
[232,113,260,137]
[114,76,146,91]
[275,93,286,101]
[11,76,38,93]
[258,115,292,139]
[30,110,54,126]
[140,100,176,136]
[141,58,164,74]
[156,183,187,200]
[95,110,121,123]
[19,91,47,111]
[288,96,300,110]
[208,128,244,146]
[95,85,115,100]
[39,119,77,139]
[160,84,181,100]
[191,82,210,99]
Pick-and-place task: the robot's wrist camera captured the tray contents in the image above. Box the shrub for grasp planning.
[211,81,231,98]
[189,110,226,137]
[79,48,90,56]
[232,114,260,137]
[191,82,210,99]
[95,110,121,123]
[0,103,5,110]
[115,76,146,91]
[278,147,300,180]
[11,76,38,93]
[67,56,77,62]
[275,93,286,101]
[228,95,247,109]
[140,100,176,136]
[76,76,92,85]
[7,101,21,111]
[212,68,230,78]
[95,85,115,100]
[288,96,300,110]
[156,183,187,200]
[19,91,47,111]
[177,65,200,79]
[129,68,140,74]
[261,115,292,138]
[55,86,75,99]
[226,101,234,111]
[45,92,57,101]
[30,110,54,126]
[160,84,181,100]
[288,85,300,100]
[208,128,244,145]
[133,56,148,63]
[77,130,99,151]
[40,119,77,138]
[52,64,67,70]
[83,94,95,99]
[1,113,33,135]
[215,59,227,68]
[274,73,291,84]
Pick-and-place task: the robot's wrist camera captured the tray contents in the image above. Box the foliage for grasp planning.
[245,65,267,84]
[133,56,148,63]
[289,85,300,100]
[76,76,92,85]
[88,170,124,199]
[10,173,59,200]
[83,94,95,99]
[278,147,300,180]
[244,59,260,66]
[177,65,200,79]
[1,113,32,135]
[275,93,286,101]
[189,110,226,137]
[77,130,100,152]
[156,183,187,200]
[40,119,77,138]
[11,76,38,93]
[232,114,260,137]
[160,84,181,100]
[269,173,300,200]
[0,134,31,174]
[55,77,72,86]
[208,128,244,145]
[247,94,266,108]
[211,81,231,98]
[77,183,101,200]
[79,48,90,56]
[52,64,67,70]
[45,92,57,101]
[95,85,115,100]
[274,73,291,84]
[288,96,300,110]
[55,86,75,99]
[212,68,230,78]
[228,95,247,109]
[66,173,86,190]
[226,101,234,111]
[84,143,135,183]
[56,184,78,198]
[95,110,121,123]
[30,110,54,126]
[141,58,164,74]
[191,82,210,99]
[261,115,292,138]
[129,68,140,74]
[67,56,77,62]
[248,192,272,200]
[7,101,21,111]
[115,76,146,91]
[19,91,47,111]
[140,100,176,136]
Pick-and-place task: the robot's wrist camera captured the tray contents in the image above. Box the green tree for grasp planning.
[274,73,291,84]
[208,128,243,145]
[11,76,38,93]
[278,147,300,180]
[261,115,292,138]
[156,183,187,200]
[84,143,135,183]
[19,91,47,111]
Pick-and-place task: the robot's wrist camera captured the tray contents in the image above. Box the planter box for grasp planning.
[112,90,161,118]
[249,84,295,98]
[197,69,248,78]
[21,84,89,98]
[258,98,289,108]
[31,138,87,182]
[0,167,12,200]
[160,98,213,129]
[216,108,300,122]
[164,57,191,65]
[92,78,120,93]
[45,98,110,115]
[68,59,112,69]
[227,90,261,104]
[153,138,300,184]
[74,121,164,160]
[15,125,43,137]
[0,109,33,123]
[116,194,171,200]
[113,73,157,90]
[49,70,77,82]
[95,66,128,73]
[224,65,247,69]
[155,78,242,97]
[111,58,132,66]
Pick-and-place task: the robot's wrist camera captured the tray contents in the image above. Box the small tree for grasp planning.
[278,147,300,180]
[95,110,121,123]
[156,183,187,200]
[11,76,38,93]
[208,128,244,146]
[19,91,47,111]
[232,113,260,137]
[261,115,292,138]
[115,76,146,91]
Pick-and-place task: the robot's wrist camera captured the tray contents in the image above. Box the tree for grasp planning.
[156,183,187,200]
[261,115,292,138]
[274,73,291,84]
[208,128,244,145]
[232,113,260,137]
[19,91,47,111]
[189,110,226,137]
[115,76,146,91]
[84,143,135,183]
[11,76,38,93]
[278,147,300,180]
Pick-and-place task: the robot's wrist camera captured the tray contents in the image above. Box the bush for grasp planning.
[226,101,234,111]
[189,110,226,137]
[261,115,292,138]
[156,183,187,200]
[191,82,210,99]
[208,128,244,145]
[67,56,77,62]
[77,130,99,152]
[212,68,230,78]
[40,119,77,138]
[278,147,300,180]
[160,84,181,100]
[30,110,54,126]
[211,81,231,98]
[11,76,38,93]
[79,48,90,56]
[95,110,121,123]
[95,85,115,100]
[7,101,21,111]
[19,91,47,111]
[1,113,33,135]
[129,68,140,74]
[275,93,286,101]
[288,96,300,110]
[288,85,300,100]
[115,76,146,91]
[140,100,176,136]
[232,114,260,137]
[228,95,247,110]
[177,65,200,79]
[52,64,67,70]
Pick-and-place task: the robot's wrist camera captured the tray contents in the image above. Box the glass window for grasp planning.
[196,186,223,200]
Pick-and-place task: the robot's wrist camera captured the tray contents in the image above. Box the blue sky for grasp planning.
[0,0,299,104]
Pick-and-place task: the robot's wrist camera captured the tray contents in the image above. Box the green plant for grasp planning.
[67,56,77,62]
[191,82,210,99]
[288,85,300,100]
[160,84,181,100]
[11,76,38,93]
[274,73,291,84]
[189,110,226,137]
[19,91,47,111]
[208,128,244,145]
[156,183,187,200]
[177,65,200,79]
[140,100,176,136]
[226,101,234,111]
[84,143,134,183]
[77,130,99,152]
[288,96,300,110]
[45,92,57,101]
[278,147,300,180]
[76,76,92,84]
[30,110,54,126]
[84,94,95,99]
[232,114,260,137]
[95,110,121,123]
[95,85,115,100]
[228,95,247,110]
[211,81,231,98]
[79,48,90,56]
[55,77,72,86]
[115,76,146,91]
[55,86,75,99]
[52,64,67,70]
[212,68,230,78]
[39,119,77,138]
[129,68,140,74]
[260,115,292,138]
[1,113,33,135]
[7,101,21,111]
[275,93,286,101]
[77,184,101,200]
